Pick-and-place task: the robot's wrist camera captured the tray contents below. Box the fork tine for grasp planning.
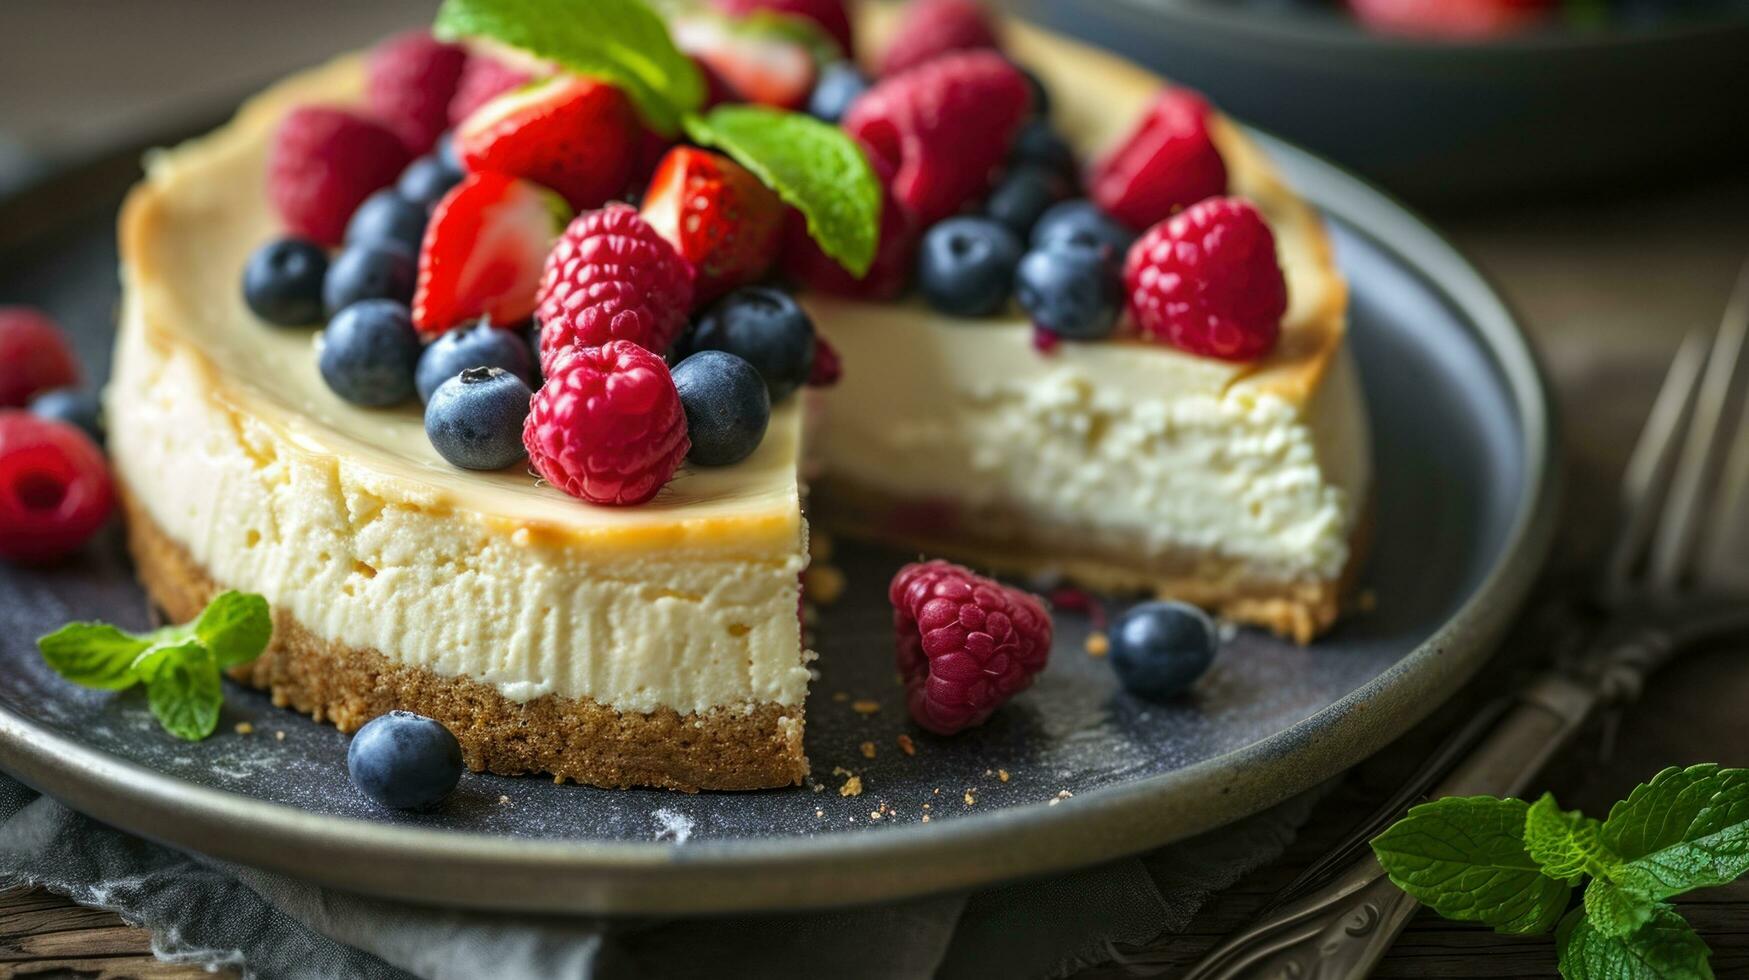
[1605,329,1708,596]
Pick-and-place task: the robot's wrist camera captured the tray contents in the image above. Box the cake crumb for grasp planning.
[922,803,931,810]
[840,775,864,797]
[984,768,993,777]
[274,730,286,741]
[869,810,882,821]
[933,787,941,795]
[816,808,824,819]
[851,699,881,715]
[897,734,916,756]
[498,795,511,805]
[804,564,847,605]
[1049,789,1074,806]
[860,741,877,759]
[553,774,566,785]
[233,722,254,735]
[832,691,849,703]
[963,791,976,806]
[998,769,1011,783]
[922,814,931,823]
[1084,632,1110,657]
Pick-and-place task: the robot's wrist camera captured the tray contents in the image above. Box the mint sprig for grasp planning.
[1372,765,1749,979]
[38,591,272,741]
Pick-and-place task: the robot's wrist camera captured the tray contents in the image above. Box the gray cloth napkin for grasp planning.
[0,773,1319,979]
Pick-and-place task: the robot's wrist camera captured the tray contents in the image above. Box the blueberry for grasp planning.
[985,165,1069,238]
[323,242,415,317]
[807,62,870,123]
[916,216,1023,318]
[345,189,426,255]
[1015,244,1121,340]
[673,350,772,467]
[1009,119,1077,183]
[415,320,535,403]
[1109,601,1219,701]
[346,710,463,810]
[318,299,421,407]
[435,131,466,177]
[398,155,462,211]
[685,287,817,403]
[241,237,329,326]
[1032,199,1135,263]
[28,388,103,444]
[424,367,532,470]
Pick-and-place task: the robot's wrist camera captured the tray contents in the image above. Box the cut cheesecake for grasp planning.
[107,15,1369,791]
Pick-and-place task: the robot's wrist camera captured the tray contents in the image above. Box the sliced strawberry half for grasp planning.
[671,13,817,110]
[413,172,572,335]
[457,76,639,212]
[640,147,784,305]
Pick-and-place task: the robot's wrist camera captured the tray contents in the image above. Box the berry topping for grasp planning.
[672,13,819,110]
[448,55,536,128]
[324,241,416,317]
[415,319,536,403]
[28,389,103,446]
[456,76,639,212]
[805,62,871,124]
[0,307,78,408]
[365,30,468,156]
[1031,199,1134,261]
[347,711,463,811]
[1348,0,1555,39]
[412,172,571,335]
[889,560,1052,735]
[983,165,1070,238]
[916,216,1022,317]
[534,204,695,362]
[1015,243,1121,341]
[807,335,842,387]
[267,106,412,246]
[1124,196,1286,361]
[524,341,690,506]
[683,287,817,403]
[0,411,114,563]
[709,0,856,57]
[425,367,533,470]
[673,350,772,467]
[396,155,463,211]
[844,51,1031,226]
[1089,88,1227,232]
[1108,601,1218,701]
[781,163,919,301]
[878,0,1001,78]
[318,299,421,407]
[1008,119,1076,183]
[640,147,784,304]
[241,237,329,328]
[345,190,427,255]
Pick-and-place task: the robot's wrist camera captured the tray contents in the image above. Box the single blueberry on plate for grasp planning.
[323,241,415,317]
[415,319,535,403]
[1108,601,1219,701]
[425,367,532,470]
[241,236,329,326]
[807,62,870,123]
[1015,244,1121,340]
[319,299,421,407]
[28,388,103,444]
[673,350,772,467]
[1031,199,1135,263]
[917,216,1023,318]
[684,287,817,404]
[347,710,464,810]
[345,189,427,255]
[398,155,463,211]
[985,165,1069,238]
[1008,119,1077,183]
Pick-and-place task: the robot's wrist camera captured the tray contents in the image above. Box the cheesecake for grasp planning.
[107,8,1368,791]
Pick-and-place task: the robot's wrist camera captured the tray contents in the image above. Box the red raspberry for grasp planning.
[1124,197,1286,361]
[0,412,114,563]
[878,0,1001,77]
[1348,0,1554,39]
[267,106,411,246]
[889,560,1052,735]
[781,161,918,300]
[535,205,695,365]
[0,307,79,408]
[1089,88,1227,232]
[709,0,855,58]
[523,342,690,506]
[843,51,1030,227]
[807,335,842,387]
[365,30,468,155]
[449,56,537,128]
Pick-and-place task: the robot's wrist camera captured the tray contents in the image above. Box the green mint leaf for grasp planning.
[683,105,880,277]
[1371,796,1571,934]
[1526,792,1621,883]
[193,590,272,669]
[145,646,223,742]
[1556,905,1713,980]
[130,638,203,685]
[1585,879,1660,940]
[1601,765,1749,900]
[433,0,704,135]
[37,623,151,690]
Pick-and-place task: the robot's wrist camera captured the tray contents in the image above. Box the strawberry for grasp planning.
[412,172,572,335]
[671,13,818,110]
[708,0,855,58]
[640,147,784,304]
[449,55,537,127]
[456,76,639,212]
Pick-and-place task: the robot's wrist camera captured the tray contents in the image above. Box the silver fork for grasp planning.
[1161,257,1749,980]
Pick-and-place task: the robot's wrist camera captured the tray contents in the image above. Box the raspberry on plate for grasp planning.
[1089,88,1227,232]
[0,307,79,408]
[708,0,855,58]
[889,560,1053,735]
[456,76,639,212]
[640,147,784,304]
[268,106,413,246]
[412,172,571,335]
[524,341,691,506]
[878,0,1001,78]
[1124,196,1287,361]
[535,204,696,363]
[448,55,537,128]
[365,30,468,156]
[0,411,114,563]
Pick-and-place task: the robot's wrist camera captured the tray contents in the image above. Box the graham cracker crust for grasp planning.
[118,488,807,792]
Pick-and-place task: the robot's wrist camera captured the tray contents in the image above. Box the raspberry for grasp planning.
[1089,88,1227,232]
[535,205,695,365]
[0,412,114,563]
[1348,0,1554,38]
[449,56,537,128]
[709,0,855,59]
[523,342,690,506]
[843,51,1030,227]
[267,106,412,246]
[1123,197,1286,361]
[878,0,1001,77]
[889,560,1052,735]
[365,30,468,155]
[0,307,78,408]
[781,172,918,300]
[807,335,842,387]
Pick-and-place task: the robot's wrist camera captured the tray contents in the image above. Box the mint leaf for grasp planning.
[38,624,151,690]
[1586,879,1659,940]
[1527,792,1621,883]
[146,646,223,742]
[1602,765,1749,900]
[193,590,272,669]
[434,0,704,135]
[684,105,880,276]
[130,638,203,685]
[1371,796,1571,934]
[1556,906,1713,980]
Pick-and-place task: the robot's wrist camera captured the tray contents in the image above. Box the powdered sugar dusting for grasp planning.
[652,808,694,844]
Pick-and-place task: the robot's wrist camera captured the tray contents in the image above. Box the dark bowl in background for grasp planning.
[1003,0,1749,205]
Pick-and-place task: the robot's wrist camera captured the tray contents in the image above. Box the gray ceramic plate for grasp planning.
[0,130,1557,915]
